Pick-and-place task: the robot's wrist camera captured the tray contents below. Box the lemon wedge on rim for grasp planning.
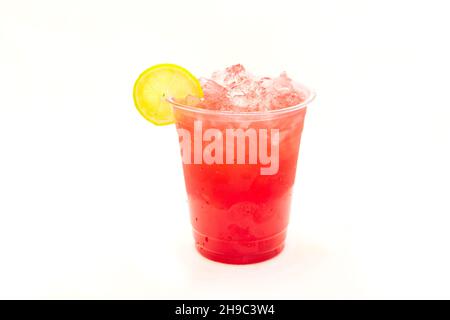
[133,63,203,125]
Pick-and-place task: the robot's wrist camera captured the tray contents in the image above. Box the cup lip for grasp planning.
[167,85,316,117]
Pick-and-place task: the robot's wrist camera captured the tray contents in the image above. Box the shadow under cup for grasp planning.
[169,93,313,264]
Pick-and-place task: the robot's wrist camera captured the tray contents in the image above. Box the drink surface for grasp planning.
[172,65,310,264]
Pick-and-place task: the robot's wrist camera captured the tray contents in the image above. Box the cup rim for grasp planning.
[167,85,316,116]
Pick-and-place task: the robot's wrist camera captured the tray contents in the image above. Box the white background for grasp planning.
[1,0,449,299]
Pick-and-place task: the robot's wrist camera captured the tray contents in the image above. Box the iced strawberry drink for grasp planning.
[169,65,314,264]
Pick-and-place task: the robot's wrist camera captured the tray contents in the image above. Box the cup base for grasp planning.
[196,243,284,264]
[193,228,287,264]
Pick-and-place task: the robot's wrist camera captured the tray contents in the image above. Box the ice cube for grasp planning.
[198,77,232,110]
[212,64,249,88]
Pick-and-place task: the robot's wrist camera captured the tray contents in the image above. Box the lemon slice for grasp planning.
[133,64,203,125]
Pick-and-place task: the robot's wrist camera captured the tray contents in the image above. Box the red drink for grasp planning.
[170,65,314,264]
[172,107,307,264]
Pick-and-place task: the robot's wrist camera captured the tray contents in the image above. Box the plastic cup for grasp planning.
[169,89,314,264]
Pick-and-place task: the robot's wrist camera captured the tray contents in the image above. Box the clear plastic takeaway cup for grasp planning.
[169,88,315,264]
